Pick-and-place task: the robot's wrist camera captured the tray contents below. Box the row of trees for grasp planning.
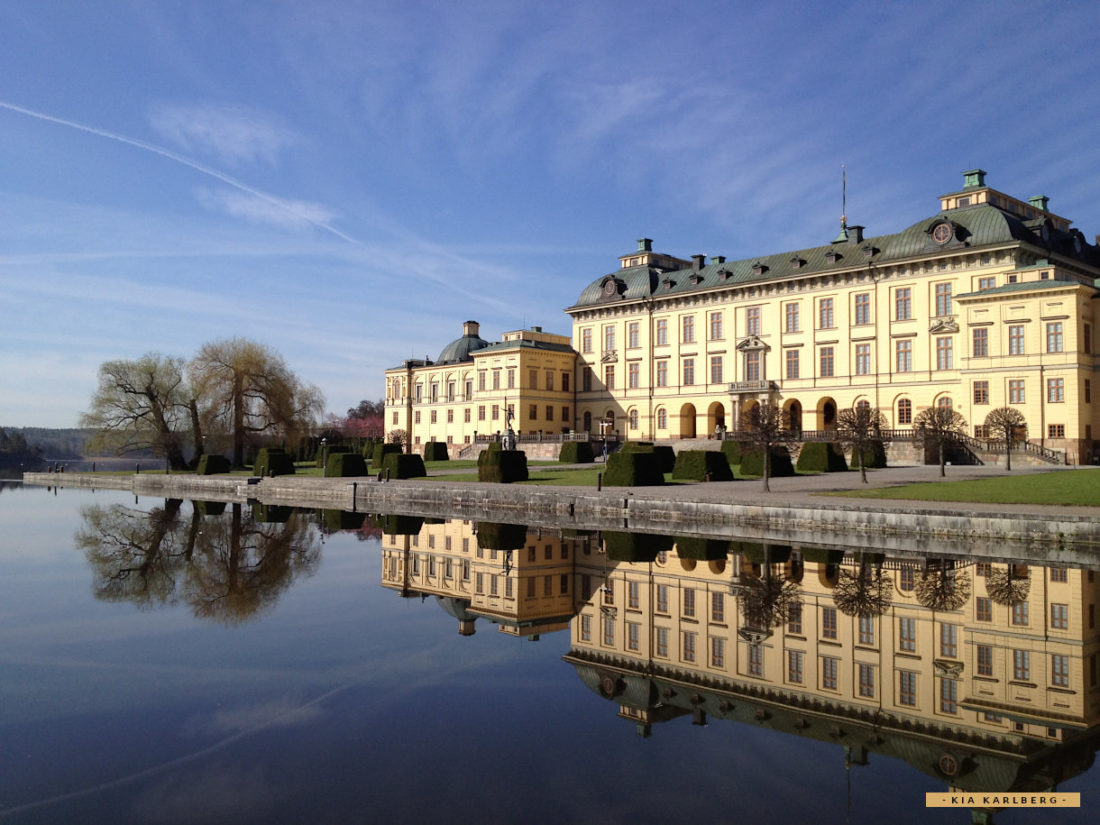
[82,338,325,469]
[739,402,1028,490]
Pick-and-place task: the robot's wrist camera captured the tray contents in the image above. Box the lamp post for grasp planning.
[321,437,328,478]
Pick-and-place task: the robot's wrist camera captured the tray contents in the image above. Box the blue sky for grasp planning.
[2,0,1099,427]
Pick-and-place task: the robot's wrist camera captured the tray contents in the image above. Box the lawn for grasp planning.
[830,469,1100,506]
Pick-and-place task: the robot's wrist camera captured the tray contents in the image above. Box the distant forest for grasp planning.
[0,427,150,469]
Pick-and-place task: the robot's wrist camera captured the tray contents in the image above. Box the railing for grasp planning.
[472,432,621,445]
[726,380,777,393]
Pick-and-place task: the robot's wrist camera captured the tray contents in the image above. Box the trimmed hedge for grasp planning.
[603,451,664,487]
[476,522,528,551]
[857,439,888,469]
[195,454,231,475]
[326,452,369,477]
[739,446,795,477]
[559,441,595,464]
[382,452,427,479]
[478,449,528,483]
[795,442,848,473]
[603,530,674,562]
[423,441,449,461]
[721,440,750,465]
[254,447,295,477]
[619,441,654,453]
[316,444,352,467]
[671,450,734,481]
[371,443,402,470]
[736,542,793,563]
[321,509,366,531]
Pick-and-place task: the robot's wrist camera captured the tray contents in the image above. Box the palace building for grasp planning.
[389,171,1100,463]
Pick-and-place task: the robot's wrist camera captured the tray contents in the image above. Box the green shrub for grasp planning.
[423,441,449,461]
[251,502,292,523]
[800,547,845,564]
[360,439,381,459]
[795,442,848,473]
[603,530,674,562]
[326,452,369,477]
[619,441,654,453]
[857,439,888,469]
[478,449,528,483]
[476,522,527,551]
[316,444,352,467]
[721,440,750,465]
[739,446,795,477]
[603,451,664,487]
[254,447,295,477]
[379,514,424,536]
[195,454,231,475]
[676,537,731,560]
[671,450,734,481]
[371,443,402,470]
[195,500,226,517]
[735,542,792,563]
[652,445,676,474]
[382,452,427,479]
[558,441,595,463]
[321,509,366,531]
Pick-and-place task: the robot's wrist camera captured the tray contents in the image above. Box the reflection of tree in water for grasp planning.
[79,500,320,623]
[834,557,893,618]
[914,560,971,612]
[985,565,1030,606]
[734,545,801,636]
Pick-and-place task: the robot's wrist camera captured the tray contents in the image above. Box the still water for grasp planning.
[1,482,1097,824]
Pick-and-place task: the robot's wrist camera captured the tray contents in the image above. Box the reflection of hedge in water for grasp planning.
[377,514,425,536]
[675,537,731,560]
[603,530,674,562]
[251,502,292,523]
[733,542,792,563]
[194,500,226,517]
[799,547,845,564]
[321,509,367,531]
[476,522,528,551]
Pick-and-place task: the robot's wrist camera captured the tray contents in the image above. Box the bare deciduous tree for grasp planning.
[835,406,889,483]
[739,402,796,492]
[913,406,968,476]
[984,407,1027,471]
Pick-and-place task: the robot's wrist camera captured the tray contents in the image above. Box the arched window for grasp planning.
[937,396,953,409]
[897,398,912,424]
[856,399,870,411]
[628,409,639,429]
[656,408,668,429]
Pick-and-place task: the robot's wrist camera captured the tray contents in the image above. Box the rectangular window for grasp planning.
[900,567,916,590]
[1051,654,1070,687]
[709,312,723,340]
[581,329,593,353]
[1009,325,1025,355]
[683,588,696,618]
[1047,377,1064,403]
[977,596,992,621]
[818,297,834,329]
[855,343,871,375]
[858,616,874,646]
[528,404,537,421]
[748,644,762,676]
[1013,649,1031,681]
[819,347,834,378]
[977,644,994,676]
[785,349,799,379]
[940,678,958,713]
[1086,323,1093,354]
[682,631,696,662]
[936,336,953,370]
[854,293,870,325]
[979,276,996,290]
[627,322,640,349]
[545,405,554,421]
[822,656,838,690]
[1087,380,1092,403]
[899,671,917,706]
[941,623,958,658]
[602,616,615,646]
[895,287,912,320]
[655,626,669,657]
[562,372,570,392]
[787,603,803,635]
[858,663,875,698]
[787,650,804,684]
[744,351,760,382]
[1009,379,1025,404]
[492,371,501,390]
[973,327,989,357]
[656,584,669,613]
[896,340,912,373]
[1012,602,1029,626]
[627,621,640,651]
[507,369,515,389]
[935,283,953,316]
[1051,603,1069,629]
[1049,424,1065,438]
[526,577,535,598]
[655,319,668,346]
[682,358,695,386]
[529,369,538,389]
[711,591,725,623]
[746,307,760,336]
[604,365,615,390]
[656,360,668,387]
[603,325,616,353]
[1046,322,1063,353]
[628,362,640,389]
[711,637,726,668]
[628,580,640,609]
[710,356,723,384]
[973,380,989,405]
[682,315,695,344]
[1050,567,1068,582]
[580,614,591,641]
[822,606,838,640]
[898,617,916,652]
[785,302,800,332]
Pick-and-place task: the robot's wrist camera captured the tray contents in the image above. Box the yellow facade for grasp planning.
[567,171,1100,462]
[385,322,576,452]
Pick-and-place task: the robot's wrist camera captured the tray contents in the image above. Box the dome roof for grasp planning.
[436,321,489,364]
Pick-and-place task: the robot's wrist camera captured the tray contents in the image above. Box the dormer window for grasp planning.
[717,268,732,281]
[826,250,841,264]
[790,257,804,269]
[662,277,675,290]
[689,274,703,285]
[751,262,768,276]
[861,245,876,259]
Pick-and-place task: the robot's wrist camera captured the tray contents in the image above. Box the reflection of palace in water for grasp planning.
[563,538,1100,800]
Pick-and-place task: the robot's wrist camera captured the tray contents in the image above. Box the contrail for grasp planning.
[0,99,362,246]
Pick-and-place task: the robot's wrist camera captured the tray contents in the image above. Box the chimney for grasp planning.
[963,169,987,189]
[847,225,865,244]
[531,325,542,332]
[710,255,726,264]
[691,254,706,271]
[1029,195,1050,212]
[637,238,653,252]
[462,320,480,337]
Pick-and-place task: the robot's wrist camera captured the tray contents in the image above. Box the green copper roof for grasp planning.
[436,331,490,364]
[956,279,1093,300]
[569,202,1100,311]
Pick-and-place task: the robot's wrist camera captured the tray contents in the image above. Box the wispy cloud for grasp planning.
[149,103,298,166]
[195,187,338,230]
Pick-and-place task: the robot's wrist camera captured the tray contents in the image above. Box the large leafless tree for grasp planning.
[739,402,797,492]
[984,407,1027,471]
[913,406,968,476]
[835,406,888,483]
